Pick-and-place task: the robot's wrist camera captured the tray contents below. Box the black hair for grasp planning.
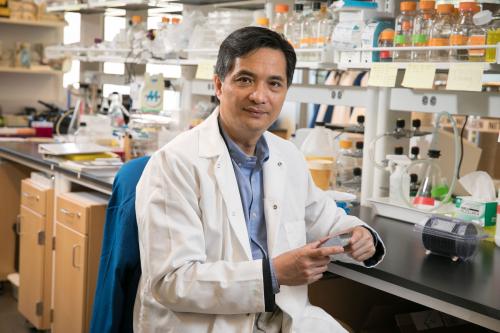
[215,26,297,87]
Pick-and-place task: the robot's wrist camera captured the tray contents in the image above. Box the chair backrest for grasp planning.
[90,156,150,333]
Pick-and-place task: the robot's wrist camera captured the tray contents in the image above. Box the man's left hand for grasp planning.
[344,226,376,262]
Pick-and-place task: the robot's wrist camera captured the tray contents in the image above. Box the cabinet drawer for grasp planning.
[21,180,47,216]
[56,196,88,235]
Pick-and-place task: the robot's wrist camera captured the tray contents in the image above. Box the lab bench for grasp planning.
[0,142,499,331]
[330,206,500,331]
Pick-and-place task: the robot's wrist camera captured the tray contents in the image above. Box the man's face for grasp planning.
[214,47,288,140]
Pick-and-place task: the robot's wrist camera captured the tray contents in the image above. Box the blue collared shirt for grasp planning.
[219,120,280,294]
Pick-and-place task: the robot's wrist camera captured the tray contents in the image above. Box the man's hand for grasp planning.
[272,240,344,286]
[344,226,376,262]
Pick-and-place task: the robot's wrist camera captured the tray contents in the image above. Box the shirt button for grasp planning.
[252,212,257,217]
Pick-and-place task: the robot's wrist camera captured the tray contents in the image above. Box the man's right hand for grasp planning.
[272,240,344,286]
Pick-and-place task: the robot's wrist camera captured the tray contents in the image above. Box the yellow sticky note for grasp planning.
[402,63,436,89]
[195,60,216,80]
[446,63,484,92]
[368,63,399,87]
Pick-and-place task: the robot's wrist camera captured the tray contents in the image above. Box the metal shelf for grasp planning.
[389,88,500,117]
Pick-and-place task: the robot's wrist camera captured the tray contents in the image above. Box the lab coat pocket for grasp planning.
[284,220,306,248]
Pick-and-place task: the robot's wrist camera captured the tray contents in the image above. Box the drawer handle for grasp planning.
[22,192,39,201]
[60,208,81,218]
[72,245,81,269]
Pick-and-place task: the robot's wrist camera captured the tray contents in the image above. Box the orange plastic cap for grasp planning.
[172,17,181,24]
[256,17,269,26]
[380,29,395,40]
[132,15,142,24]
[436,3,453,13]
[459,2,479,12]
[275,3,289,13]
[339,140,353,149]
[400,1,417,11]
[419,1,435,10]
[161,16,170,23]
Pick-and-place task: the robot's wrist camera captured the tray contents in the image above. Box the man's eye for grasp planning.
[270,81,283,88]
[237,77,252,84]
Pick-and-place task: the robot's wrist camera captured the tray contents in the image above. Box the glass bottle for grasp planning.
[336,139,356,187]
[272,3,289,35]
[317,2,333,48]
[411,0,436,61]
[393,1,417,61]
[284,3,304,49]
[486,14,500,63]
[450,2,480,61]
[428,4,455,61]
[468,10,491,62]
[301,2,321,49]
[378,29,395,62]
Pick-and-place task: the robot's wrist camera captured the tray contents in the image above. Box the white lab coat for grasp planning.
[134,109,384,333]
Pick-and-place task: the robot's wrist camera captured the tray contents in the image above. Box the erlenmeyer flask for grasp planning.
[413,150,449,208]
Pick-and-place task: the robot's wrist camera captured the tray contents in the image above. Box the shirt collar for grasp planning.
[218,116,269,167]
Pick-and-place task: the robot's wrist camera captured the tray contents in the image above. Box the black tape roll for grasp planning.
[422,220,478,261]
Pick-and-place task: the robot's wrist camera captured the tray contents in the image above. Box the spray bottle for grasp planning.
[387,154,411,204]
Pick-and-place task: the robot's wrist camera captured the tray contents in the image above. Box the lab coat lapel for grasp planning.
[199,109,252,260]
[263,139,287,256]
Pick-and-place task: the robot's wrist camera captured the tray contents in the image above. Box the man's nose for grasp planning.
[249,82,267,104]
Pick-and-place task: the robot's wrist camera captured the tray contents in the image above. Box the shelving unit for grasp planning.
[0,66,63,75]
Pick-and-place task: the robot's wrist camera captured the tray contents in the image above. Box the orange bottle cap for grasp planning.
[172,17,181,24]
[161,16,170,23]
[132,15,142,24]
[436,3,453,13]
[459,2,479,12]
[400,1,417,11]
[380,29,395,40]
[256,17,269,26]
[275,3,289,13]
[339,140,353,149]
[419,0,435,10]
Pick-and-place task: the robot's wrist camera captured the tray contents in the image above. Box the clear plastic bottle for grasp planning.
[301,122,337,189]
[284,3,304,49]
[336,140,357,187]
[393,1,417,61]
[486,14,500,63]
[428,4,455,61]
[450,2,480,61]
[272,3,289,35]
[468,10,492,62]
[128,15,146,53]
[378,29,395,62]
[411,0,436,61]
[317,2,334,48]
[300,2,321,50]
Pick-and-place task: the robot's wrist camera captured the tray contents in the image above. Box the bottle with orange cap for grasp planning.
[378,28,395,62]
[284,3,304,48]
[428,4,455,61]
[450,2,480,61]
[394,1,417,61]
[128,15,146,51]
[272,3,289,35]
[411,0,436,61]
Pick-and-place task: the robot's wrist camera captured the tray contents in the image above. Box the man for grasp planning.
[135,27,385,333]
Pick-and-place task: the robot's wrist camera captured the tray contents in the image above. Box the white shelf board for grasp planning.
[389,88,500,117]
[46,2,89,12]
[0,66,62,75]
[0,17,66,28]
[339,62,500,72]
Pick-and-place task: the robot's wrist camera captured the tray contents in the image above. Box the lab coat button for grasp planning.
[231,211,236,216]
[273,204,278,210]
[277,161,282,167]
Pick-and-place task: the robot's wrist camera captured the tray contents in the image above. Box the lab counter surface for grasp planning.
[333,206,500,331]
[0,142,499,331]
[0,141,113,193]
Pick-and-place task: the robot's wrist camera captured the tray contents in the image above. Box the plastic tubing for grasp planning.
[399,111,460,212]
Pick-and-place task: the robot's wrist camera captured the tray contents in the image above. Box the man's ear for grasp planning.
[214,75,223,100]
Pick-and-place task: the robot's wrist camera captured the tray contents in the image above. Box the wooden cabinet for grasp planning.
[52,192,107,333]
[18,179,54,330]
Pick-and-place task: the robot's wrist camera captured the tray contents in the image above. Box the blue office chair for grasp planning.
[90,156,150,333]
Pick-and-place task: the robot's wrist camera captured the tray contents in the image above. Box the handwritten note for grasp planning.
[446,63,484,92]
[402,63,436,89]
[368,63,399,87]
[195,60,216,80]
